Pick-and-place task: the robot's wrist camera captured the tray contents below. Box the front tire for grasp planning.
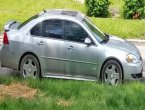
[20,54,40,79]
[101,60,123,85]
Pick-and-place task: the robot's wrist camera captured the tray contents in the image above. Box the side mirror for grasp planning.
[84,38,91,45]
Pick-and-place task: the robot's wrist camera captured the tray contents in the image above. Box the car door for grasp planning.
[30,19,65,75]
[64,20,98,77]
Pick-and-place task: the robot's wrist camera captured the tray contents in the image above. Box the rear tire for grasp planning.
[20,55,40,79]
[101,60,123,85]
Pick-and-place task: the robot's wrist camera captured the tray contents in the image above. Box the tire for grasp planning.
[101,60,123,85]
[20,54,40,79]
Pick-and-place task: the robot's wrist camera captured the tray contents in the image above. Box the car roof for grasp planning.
[38,9,85,21]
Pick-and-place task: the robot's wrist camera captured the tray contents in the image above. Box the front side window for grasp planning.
[42,20,63,39]
[82,17,105,43]
[65,21,88,43]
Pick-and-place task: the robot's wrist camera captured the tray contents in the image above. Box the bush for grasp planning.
[85,0,110,17]
[123,0,145,19]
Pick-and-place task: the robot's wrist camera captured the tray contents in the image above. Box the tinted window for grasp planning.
[42,20,63,39]
[30,23,41,36]
[65,21,88,43]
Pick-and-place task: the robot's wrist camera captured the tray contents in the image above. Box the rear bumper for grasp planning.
[1,45,19,70]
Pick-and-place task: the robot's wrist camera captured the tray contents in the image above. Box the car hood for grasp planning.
[104,35,141,58]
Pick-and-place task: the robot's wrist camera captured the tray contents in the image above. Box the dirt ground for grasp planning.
[0,83,36,100]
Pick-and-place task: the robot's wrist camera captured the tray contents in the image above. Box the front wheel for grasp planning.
[20,55,40,79]
[101,60,123,85]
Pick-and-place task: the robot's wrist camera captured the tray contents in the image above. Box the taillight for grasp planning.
[3,32,9,45]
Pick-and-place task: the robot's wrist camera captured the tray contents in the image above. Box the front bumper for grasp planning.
[123,60,143,80]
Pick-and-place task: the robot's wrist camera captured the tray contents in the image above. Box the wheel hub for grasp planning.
[28,69,32,73]
[22,58,37,78]
[104,64,120,85]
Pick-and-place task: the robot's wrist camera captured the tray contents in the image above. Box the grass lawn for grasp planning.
[0,0,145,109]
[0,77,145,110]
[91,18,145,39]
[0,0,145,39]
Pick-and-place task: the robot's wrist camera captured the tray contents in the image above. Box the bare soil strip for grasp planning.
[0,83,36,100]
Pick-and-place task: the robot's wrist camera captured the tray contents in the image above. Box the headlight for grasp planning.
[126,54,140,63]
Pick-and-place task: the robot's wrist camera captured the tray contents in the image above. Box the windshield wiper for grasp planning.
[104,33,110,42]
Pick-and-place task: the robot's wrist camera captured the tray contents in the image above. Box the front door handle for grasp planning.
[67,46,74,50]
[37,41,44,45]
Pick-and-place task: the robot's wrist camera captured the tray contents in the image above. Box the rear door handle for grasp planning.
[67,46,74,50]
[37,41,44,45]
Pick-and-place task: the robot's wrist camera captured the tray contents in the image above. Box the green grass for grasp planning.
[91,18,145,39]
[0,0,145,38]
[0,77,145,110]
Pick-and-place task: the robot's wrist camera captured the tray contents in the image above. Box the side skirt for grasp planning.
[43,73,98,82]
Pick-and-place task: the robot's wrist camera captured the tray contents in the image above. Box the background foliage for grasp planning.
[123,0,145,19]
[85,0,110,17]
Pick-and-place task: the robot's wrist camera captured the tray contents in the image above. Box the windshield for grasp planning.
[82,17,105,43]
[18,15,38,29]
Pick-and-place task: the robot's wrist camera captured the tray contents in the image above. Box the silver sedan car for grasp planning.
[1,9,143,85]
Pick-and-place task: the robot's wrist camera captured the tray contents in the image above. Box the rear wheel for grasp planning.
[101,60,123,85]
[20,55,40,79]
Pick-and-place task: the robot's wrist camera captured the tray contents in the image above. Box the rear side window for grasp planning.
[42,20,63,39]
[30,23,41,36]
[65,21,88,43]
